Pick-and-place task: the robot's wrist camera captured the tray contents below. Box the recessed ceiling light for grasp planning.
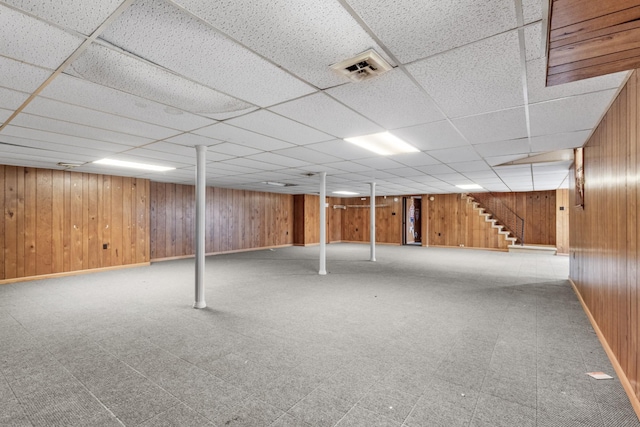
[93,158,175,172]
[262,181,296,187]
[332,191,359,195]
[456,184,483,190]
[344,131,419,155]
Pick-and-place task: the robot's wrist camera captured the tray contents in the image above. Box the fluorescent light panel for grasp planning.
[262,181,287,187]
[93,158,175,172]
[344,131,419,155]
[332,191,359,195]
[456,184,483,190]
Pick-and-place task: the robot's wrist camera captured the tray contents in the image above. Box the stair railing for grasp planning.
[468,193,525,245]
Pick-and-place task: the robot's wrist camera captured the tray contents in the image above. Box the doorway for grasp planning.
[403,196,421,245]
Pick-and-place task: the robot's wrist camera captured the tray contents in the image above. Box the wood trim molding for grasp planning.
[0,262,151,285]
[570,278,640,420]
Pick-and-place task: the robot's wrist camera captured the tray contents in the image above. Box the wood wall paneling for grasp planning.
[570,68,640,413]
[548,0,640,85]
[0,166,150,282]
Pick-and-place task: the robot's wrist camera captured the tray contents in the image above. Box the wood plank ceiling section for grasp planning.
[548,0,640,85]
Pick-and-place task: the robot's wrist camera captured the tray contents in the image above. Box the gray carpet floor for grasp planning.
[0,244,638,427]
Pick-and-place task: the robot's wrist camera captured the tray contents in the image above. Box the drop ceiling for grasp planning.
[0,0,630,196]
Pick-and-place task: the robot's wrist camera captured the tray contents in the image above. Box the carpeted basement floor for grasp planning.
[0,244,638,427]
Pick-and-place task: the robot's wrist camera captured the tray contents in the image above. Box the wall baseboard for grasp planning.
[151,244,294,262]
[569,278,640,421]
[0,262,151,285]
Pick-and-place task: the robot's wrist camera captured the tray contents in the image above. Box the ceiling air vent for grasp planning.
[330,49,392,82]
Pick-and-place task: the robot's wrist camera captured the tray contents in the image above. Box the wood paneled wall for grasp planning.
[150,182,293,258]
[340,196,402,244]
[548,0,640,85]
[1,165,150,282]
[570,69,640,412]
[489,190,557,245]
[426,193,510,250]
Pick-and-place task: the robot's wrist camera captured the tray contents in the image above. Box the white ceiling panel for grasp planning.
[40,74,215,131]
[206,162,259,175]
[1,0,124,35]
[527,58,627,104]
[449,161,492,173]
[172,0,394,89]
[391,121,468,151]
[0,107,12,125]
[326,69,444,129]
[0,5,84,69]
[414,164,455,174]
[529,89,618,136]
[522,0,542,24]
[0,142,97,163]
[0,56,53,93]
[66,43,253,118]
[0,87,29,112]
[121,147,197,165]
[485,154,529,166]
[100,0,315,107]
[386,167,428,178]
[0,135,110,160]
[474,138,531,157]
[322,161,372,173]
[345,0,516,63]
[305,140,375,161]
[427,146,481,163]
[140,141,204,158]
[453,107,528,145]
[407,31,524,118]
[10,113,153,147]
[2,125,134,152]
[24,97,179,140]
[269,93,382,138]
[222,158,283,171]
[244,152,311,169]
[388,152,440,167]
[165,133,222,147]
[354,157,405,171]
[207,142,261,157]
[529,130,591,152]
[195,123,294,151]
[101,152,193,169]
[524,23,542,61]
[225,110,333,145]
[272,146,342,164]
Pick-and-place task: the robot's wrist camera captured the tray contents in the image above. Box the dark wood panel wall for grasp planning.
[150,182,293,258]
[339,196,403,244]
[548,0,640,85]
[1,165,150,282]
[570,69,640,411]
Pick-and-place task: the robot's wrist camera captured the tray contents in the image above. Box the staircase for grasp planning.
[464,194,518,246]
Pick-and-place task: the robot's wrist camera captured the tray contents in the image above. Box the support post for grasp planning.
[370,182,376,262]
[194,145,207,309]
[319,172,327,275]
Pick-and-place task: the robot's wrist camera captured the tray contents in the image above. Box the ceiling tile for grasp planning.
[24,97,179,140]
[529,89,617,136]
[121,148,196,166]
[0,107,12,124]
[326,69,444,129]
[2,125,133,152]
[414,164,455,174]
[522,0,542,24]
[0,5,84,69]
[485,154,529,166]
[0,134,109,160]
[385,167,427,178]
[453,107,528,144]
[354,157,405,170]
[388,152,439,167]
[225,110,333,145]
[66,43,253,118]
[305,140,375,161]
[427,146,481,163]
[40,74,215,131]
[100,0,315,107]
[527,58,627,104]
[322,161,373,173]
[344,0,516,62]
[2,0,124,35]
[173,0,394,89]
[524,22,542,61]
[473,138,531,157]
[195,123,294,151]
[272,146,342,164]
[244,152,311,168]
[269,92,382,138]
[529,130,591,152]
[449,161,492,173]
[166,133,222,147]
[207,142,261,157]
[407,31,524,118]
[0,87,29,110]
[392,121,468,151]
[222,157,283,171]
[10,113,153,147]
[0,56,53,93]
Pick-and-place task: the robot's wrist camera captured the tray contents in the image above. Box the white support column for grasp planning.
[319,171,327,275]
[370,182,376,262]
[193,145,207,309]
